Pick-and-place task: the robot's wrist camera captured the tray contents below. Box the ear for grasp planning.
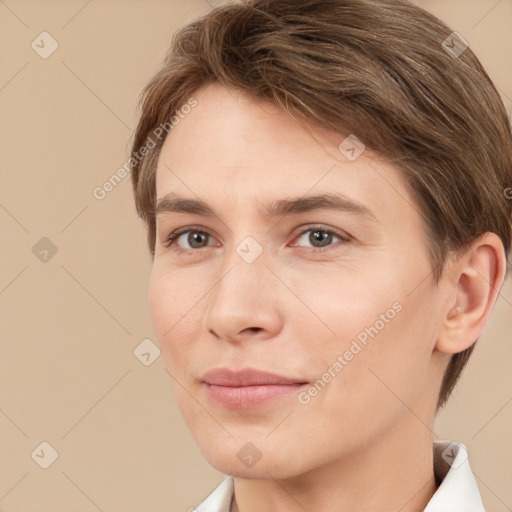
[436,232,508,354]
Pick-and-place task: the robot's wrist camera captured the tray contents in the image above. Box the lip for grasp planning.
[201,367,308,408]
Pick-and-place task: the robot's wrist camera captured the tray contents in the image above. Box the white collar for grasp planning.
[195,441,484,511]
[425,441,484,511]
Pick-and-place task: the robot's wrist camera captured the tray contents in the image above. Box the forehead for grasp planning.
[155,83,418,224]
[158,83,346,175]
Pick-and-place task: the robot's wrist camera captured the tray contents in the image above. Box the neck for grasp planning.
[232,416,438,512]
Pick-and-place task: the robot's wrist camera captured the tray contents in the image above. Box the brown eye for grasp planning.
[309,230,335,247]
[186,231,209,248]
[164,229,213,250]
[294,227,350,251]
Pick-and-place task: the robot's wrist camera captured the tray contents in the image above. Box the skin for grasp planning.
[148,82,506,511]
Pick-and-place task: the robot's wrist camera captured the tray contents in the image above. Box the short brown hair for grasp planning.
[130,0,512,408]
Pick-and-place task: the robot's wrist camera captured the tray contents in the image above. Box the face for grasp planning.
[149,83,447,478]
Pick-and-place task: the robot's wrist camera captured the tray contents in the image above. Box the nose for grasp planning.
[202,245,283,344]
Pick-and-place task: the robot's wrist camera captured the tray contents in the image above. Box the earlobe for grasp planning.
[436,233,507,355]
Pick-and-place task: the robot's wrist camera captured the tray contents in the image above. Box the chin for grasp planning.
[207,454,296,479]
[195,437,308,480]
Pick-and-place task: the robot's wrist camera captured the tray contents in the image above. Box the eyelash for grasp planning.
[162,225,351,254]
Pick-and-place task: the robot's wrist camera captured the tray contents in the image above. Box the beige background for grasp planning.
[0,0,511,510]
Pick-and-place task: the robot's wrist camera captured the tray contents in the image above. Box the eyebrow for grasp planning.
[154,192,377,221]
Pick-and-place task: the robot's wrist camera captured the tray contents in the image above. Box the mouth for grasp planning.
[201,367,309,409]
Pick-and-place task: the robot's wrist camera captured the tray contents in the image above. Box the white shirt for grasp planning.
[195,441,485,511]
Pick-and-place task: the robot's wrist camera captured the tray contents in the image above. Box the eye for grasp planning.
[292,226,350,251]
[161,225,351,254]
[162,227,216,251]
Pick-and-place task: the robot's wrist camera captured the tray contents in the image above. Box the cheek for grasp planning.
[149,273,206,438]
[334,289,437,418]
[293,267,402,345]
[148,268,172,340]
[148,266,200,372]
[149,263,197,331]
[295,260,438,397]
